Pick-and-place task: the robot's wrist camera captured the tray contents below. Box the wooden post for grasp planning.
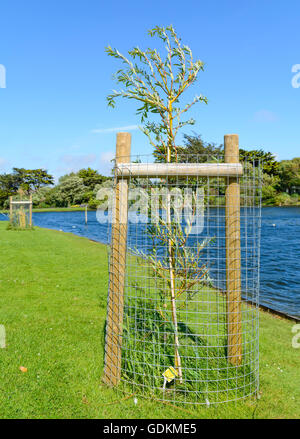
[225,134,242,366]
[9,196,12,223]
[29,195,32,228]
[103,132,131,386]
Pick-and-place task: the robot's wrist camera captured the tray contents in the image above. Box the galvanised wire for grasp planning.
[105,153,262,405]
[10,196,32,229]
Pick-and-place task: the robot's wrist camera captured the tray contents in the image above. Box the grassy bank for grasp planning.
[0,221,299,419]
[1,207,95,214]
[2,205,299,217]
[32,207,91,212]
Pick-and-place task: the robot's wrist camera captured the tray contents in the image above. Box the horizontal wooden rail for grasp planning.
[10,201,32,204]
[116,162,243,177]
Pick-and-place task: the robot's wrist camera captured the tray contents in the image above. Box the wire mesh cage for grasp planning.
[9,195,33,229]
[103,134,262,405]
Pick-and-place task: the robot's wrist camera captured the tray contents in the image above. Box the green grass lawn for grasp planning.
[0,221,299,419]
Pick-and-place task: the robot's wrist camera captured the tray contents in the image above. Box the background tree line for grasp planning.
[177,134,300,206]
[0,167,111,209]
[0,136,299,209]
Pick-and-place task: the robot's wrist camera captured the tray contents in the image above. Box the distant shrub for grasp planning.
[289,194,299,205]
[262,185,277,205]
[37,202,50,208]
[88,198,101,210]
[274,192,292,206]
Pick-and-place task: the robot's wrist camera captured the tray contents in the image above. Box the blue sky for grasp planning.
[0,0,299,179]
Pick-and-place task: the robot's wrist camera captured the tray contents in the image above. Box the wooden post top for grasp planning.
[116,132,131,164]
[224,134,239,164]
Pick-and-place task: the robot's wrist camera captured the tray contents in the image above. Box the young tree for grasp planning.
[106,25,207,381]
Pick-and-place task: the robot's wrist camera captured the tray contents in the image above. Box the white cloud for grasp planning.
[253,110,279,123]
[91,125,139,134]
[0,64,6,89]
[69,144,81,151]
[54,152,116,178]
[61,153,97,166]
[55,153,97,176]
[0,157,7,169]
[100,151,114,163]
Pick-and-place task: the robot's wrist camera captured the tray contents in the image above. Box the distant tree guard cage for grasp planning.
[9,195,33,229]
[103,132,262,405]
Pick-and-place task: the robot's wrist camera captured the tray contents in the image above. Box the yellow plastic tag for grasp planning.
[162,366,178,383]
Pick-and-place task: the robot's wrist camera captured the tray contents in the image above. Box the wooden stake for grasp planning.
[29,195,32,228]
[9,196,12,223]
[225,134,242,366]
[103,132,131,386]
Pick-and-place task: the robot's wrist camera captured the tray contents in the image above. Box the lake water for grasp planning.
[2,207,299,318]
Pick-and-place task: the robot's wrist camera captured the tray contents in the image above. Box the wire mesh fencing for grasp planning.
[103,141,262,405]
[9,195,33,229]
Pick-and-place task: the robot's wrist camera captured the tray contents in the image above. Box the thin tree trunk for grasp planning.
[166,147,183,382]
